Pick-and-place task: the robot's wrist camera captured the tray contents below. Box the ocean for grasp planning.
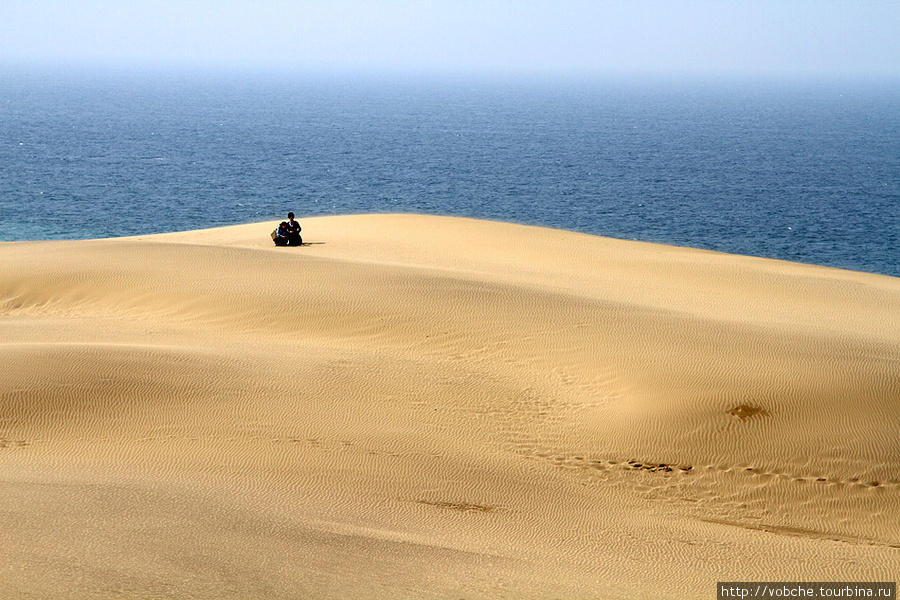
[2,68,898,277]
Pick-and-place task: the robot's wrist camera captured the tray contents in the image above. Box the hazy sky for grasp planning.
[2,0,898,78]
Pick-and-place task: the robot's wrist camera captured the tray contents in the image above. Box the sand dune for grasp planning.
[2,214,898,599]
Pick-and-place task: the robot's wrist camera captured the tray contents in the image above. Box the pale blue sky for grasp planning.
[2,0,898,78]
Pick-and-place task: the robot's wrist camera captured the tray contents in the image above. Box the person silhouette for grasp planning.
[272,221,290,246]
[285,212,302,246]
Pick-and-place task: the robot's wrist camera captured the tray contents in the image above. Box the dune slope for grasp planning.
[2,214,899,599]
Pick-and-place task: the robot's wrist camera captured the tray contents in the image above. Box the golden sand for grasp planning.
[2,214,898,599]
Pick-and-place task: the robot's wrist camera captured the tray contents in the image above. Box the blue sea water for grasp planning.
[1,68,898,277]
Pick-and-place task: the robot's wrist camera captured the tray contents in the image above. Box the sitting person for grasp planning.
[272,221,290,246]
[285,212,302,246]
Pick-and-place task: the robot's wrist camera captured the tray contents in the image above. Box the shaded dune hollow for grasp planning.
[2,214,899,599]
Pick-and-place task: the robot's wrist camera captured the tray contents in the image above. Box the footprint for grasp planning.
[0,438,29,449]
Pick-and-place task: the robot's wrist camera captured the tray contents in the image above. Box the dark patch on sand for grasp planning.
[418,500,497,513]
[728,404,770,420]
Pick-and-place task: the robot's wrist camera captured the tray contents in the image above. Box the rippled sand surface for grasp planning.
[2,214,898,599]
